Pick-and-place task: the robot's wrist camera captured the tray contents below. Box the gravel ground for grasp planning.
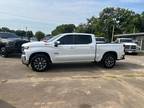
[0,55,144,108]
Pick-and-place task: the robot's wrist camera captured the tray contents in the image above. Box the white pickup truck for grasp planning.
[21,33,125,72]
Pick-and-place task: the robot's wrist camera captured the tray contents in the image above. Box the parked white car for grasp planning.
[21,33,125,72]
[95,37,106,44]
[115,38,139,54]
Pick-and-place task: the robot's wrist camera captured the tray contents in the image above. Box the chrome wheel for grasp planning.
[103,54,116,68]
[31,54,49,72]
[1,47,8,57]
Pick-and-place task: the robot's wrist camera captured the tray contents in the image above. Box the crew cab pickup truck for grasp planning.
[22,33,125,72]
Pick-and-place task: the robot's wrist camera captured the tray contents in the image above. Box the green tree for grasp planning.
[26,31,34,41]
[0,27,11,32]
[140,12,144,32]
[75,23,88,33]
[15,30,26,39]
[99,7,143,41]
[51,24,76,36]
[77,7,141,41]
[35,31,45,41]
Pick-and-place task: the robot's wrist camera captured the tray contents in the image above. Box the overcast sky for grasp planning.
[0,0,143,34]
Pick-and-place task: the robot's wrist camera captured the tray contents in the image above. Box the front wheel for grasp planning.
[30,54,50,72]
[102,54,116,68]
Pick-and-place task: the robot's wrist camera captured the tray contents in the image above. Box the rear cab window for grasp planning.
[74,35,92,44]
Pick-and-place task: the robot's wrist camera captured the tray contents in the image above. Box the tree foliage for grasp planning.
[0,27,34,39]
[35,31,45,41]
[52,24,76,36]
[140,12,144,32]
[81,7,143,41]
[27,31,34,41]
[75,7,143,41]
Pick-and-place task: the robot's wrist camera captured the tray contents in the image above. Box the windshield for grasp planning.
[120,39,133,43]
[47,35,61,42]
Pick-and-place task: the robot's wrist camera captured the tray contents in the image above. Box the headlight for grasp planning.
[22,46,29,54]
[24,46,29,50]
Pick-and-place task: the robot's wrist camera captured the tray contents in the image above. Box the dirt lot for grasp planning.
[0,55,144,108]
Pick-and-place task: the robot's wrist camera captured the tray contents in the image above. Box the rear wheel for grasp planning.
[30,54,50,72]
[1,47,8,57]
[102,54,116,68]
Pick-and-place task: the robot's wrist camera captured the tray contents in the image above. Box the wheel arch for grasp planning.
[29,52,52,64]
[102,51,118,60]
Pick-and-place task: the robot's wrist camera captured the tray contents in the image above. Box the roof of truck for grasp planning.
[60,33,94,35]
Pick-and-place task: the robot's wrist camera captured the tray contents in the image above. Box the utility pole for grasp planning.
[111,25,115,42]
[25,27,28,41]
[133,26,136,33]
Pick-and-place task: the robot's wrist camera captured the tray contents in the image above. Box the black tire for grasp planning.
[30,54,50,72]
[102,54,116,68]
[1,47,8,57]
[133,52,138,55]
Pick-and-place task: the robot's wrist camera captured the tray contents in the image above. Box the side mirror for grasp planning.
[54,41,60,47]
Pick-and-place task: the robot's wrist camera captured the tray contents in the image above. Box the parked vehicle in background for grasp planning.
[115,38,139,54]
[95,37,106,44]
[0,32,29,57]
[30,37,38,42]
[22,33,125,72]
[41,35,53,41]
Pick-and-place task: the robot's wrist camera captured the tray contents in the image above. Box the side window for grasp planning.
[74,35,92,44]
[58,35,74,45]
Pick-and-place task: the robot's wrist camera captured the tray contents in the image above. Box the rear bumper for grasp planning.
[125,49,138,53]
[117,54,125,60]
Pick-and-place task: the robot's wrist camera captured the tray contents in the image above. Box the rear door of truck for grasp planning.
[71,34,95,62]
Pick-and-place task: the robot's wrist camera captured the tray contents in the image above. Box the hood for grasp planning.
[22,41,50,47]
[122,42,137,46]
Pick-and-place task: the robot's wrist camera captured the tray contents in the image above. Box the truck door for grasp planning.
[72,35,95,62]
[53,35,75,62]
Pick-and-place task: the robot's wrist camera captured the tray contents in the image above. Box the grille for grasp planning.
[131,45,136,49]
[125,45,136,50]
[125,45,130,49]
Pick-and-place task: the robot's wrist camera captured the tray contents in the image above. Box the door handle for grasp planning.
[70,46,75,49]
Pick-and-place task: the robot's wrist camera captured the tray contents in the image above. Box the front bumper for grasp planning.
[125,50,138,53]
[21,55,29,65]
